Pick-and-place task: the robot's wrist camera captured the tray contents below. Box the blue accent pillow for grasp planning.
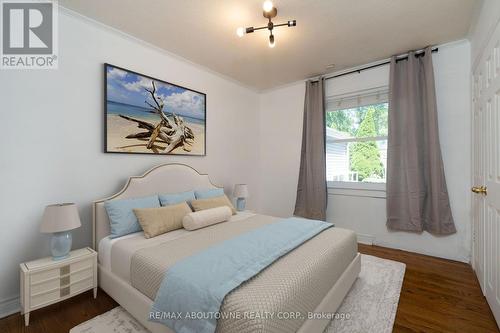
[159,190,196,206]
[194,188,224,199]
[104,195,160,238]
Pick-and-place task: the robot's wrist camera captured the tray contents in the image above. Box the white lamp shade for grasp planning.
[233,184,249,198]
[40,203,82,233]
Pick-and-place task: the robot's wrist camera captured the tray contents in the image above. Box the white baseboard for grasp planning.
[373,240,469,263]
[0,296,20,319]
[357,233,375,245]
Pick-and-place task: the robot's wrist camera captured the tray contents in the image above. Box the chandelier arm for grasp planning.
[247,22,295,33]
[249,26,269,32]
[273,22,293,28]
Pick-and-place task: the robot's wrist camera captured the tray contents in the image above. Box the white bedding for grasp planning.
[98,211,256,281]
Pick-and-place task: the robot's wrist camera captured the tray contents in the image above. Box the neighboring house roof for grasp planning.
[326,127,352,141]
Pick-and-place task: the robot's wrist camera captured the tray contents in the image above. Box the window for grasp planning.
[325,89,388,188]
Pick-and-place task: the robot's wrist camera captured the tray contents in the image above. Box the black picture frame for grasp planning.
[104,63,207,156]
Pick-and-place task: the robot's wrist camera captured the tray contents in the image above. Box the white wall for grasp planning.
[258,82,304,216]
[0,10,259,314]
[469,0,500,68]
[258,40,471,263]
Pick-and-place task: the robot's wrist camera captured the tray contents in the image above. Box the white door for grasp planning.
[472,72,485,293]
[472,19,500,325]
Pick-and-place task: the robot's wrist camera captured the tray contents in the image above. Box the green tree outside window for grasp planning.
[349,107,384,181]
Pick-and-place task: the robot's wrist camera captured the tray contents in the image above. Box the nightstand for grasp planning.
[20,247,97,326]
[237,210,255,214]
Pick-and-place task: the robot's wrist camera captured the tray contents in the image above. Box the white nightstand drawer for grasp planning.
[71,267,93,282]
[70,277,93,295]
[30,267,61,284]
[30,289,59,308]
[31,278,60,295]
[71,258,92,272]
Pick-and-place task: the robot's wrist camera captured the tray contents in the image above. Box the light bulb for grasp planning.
[263,1,273,13]
[236,27,245,37]
[268,34,275,48]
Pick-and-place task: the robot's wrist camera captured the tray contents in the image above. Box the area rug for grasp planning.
[70,254,405,333]
[324,255,405,333]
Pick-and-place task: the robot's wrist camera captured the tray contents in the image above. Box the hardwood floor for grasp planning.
[0,245,497,333]
[359,244,499,333]
[0,290,117,333]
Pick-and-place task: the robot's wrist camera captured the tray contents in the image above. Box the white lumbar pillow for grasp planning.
[182,206,232,231]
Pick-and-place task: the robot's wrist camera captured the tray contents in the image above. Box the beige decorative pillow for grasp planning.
[183,206,232,231]
[190,195,237,215]
[133,202,192,238]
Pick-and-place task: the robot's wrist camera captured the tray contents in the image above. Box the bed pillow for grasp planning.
[159,190,195,206]
[104,195,160,238]
[194,188,224,199]
[182,206,232,231]
[134,202,192,238]
[190,195,236,215]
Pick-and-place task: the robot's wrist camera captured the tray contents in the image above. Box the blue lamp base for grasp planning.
[236,198,246,212]
[50,231,72,261]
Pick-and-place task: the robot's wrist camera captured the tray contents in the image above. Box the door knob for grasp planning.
[471,186,487,195]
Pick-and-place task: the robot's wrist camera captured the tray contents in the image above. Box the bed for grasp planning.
[93,163,361,333]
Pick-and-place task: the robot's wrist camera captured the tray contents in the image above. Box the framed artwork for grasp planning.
[104,64,206,155]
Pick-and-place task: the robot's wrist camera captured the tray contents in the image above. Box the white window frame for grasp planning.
[325,87,389,192]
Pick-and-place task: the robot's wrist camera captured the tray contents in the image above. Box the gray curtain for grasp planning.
[386,47,456,235]
[294,79,327,221]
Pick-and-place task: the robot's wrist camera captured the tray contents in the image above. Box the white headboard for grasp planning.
[92,163,222,249]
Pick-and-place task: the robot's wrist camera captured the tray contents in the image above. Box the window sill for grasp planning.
[327,181,386,198]
[327,181,386,191]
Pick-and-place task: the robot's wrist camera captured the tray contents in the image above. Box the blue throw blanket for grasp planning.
[150,217,333,333]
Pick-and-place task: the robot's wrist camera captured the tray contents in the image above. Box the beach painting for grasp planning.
[104,64,206,155]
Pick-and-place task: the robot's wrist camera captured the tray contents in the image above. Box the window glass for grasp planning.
[326,103,388,183]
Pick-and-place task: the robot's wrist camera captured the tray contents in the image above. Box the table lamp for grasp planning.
[40,203,82,260]
[233,184,249,212]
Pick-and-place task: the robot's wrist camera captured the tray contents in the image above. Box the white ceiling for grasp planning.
[59,0,480,90]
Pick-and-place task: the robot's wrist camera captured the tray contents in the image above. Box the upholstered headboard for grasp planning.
[92,163,222,249]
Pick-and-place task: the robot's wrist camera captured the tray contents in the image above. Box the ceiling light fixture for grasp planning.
[263,0,274,13]
[236,1,296,48]
[236,27,245,38]
[268,34,275,48]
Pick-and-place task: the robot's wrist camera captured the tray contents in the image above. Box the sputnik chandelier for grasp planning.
[236,1,297,48]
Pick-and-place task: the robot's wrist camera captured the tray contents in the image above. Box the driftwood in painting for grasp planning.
[119,81,195,154]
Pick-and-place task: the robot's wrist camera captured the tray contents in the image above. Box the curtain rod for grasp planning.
[314,47,438,82]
